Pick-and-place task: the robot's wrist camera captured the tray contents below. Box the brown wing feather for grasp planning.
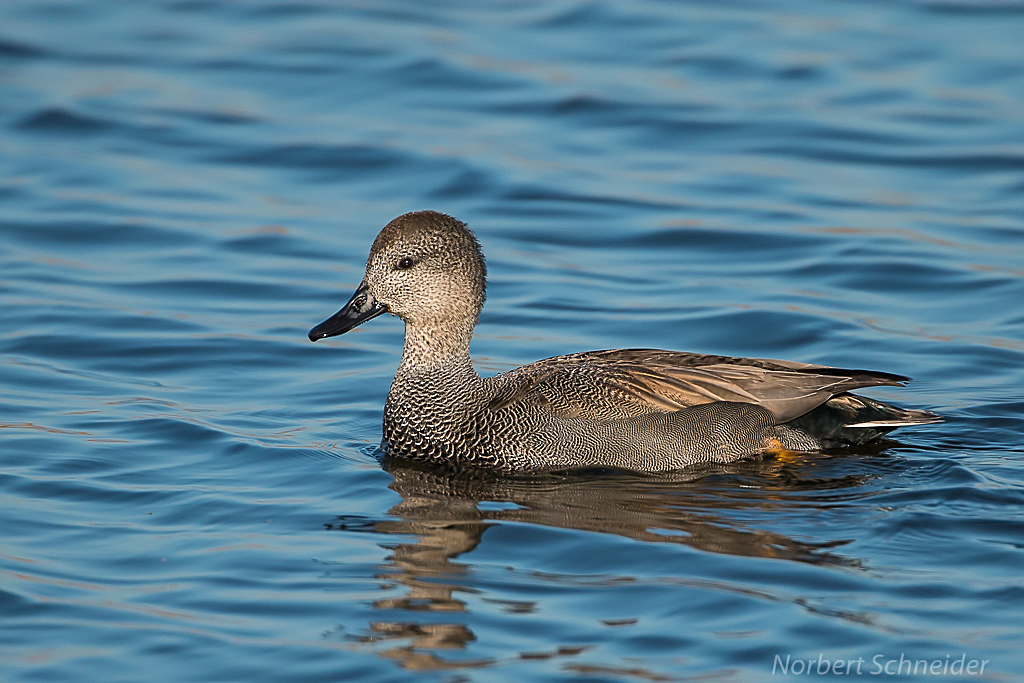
[488,348,909,423]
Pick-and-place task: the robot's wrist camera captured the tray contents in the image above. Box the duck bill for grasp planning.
[308,283,388,341]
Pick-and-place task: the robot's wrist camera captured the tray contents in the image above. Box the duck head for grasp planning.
[309,211,487,343]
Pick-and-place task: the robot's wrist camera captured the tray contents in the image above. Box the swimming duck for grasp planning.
[309,211,939,472]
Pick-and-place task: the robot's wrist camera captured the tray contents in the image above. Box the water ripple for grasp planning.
[1,0,1022,680]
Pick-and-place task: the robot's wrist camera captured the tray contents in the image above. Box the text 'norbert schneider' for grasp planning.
[772,653,990,676]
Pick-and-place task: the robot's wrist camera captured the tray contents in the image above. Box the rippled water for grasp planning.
[3,1,1023,680]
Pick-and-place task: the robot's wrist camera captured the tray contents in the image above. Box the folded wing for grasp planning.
[488,348,912,424]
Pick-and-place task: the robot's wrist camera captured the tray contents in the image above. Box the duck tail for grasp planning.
[845,406,942,429]
[785,393,941,447]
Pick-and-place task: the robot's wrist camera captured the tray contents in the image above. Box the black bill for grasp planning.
[308,283,387,341]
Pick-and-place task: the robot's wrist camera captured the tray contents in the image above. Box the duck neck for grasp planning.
[396,318,478,380]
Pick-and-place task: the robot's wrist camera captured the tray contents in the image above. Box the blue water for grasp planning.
[2,1,1023,680]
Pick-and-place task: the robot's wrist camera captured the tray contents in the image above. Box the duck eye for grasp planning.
[396,257,415,270]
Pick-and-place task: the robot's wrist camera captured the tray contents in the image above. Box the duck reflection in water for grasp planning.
[327,454,875,671]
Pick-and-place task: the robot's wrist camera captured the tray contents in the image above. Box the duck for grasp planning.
[309,210,939,472]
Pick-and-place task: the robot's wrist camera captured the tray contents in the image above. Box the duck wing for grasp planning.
[488,348,910,424]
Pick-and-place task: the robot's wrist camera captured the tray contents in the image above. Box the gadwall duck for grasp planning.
[309,211,939,472]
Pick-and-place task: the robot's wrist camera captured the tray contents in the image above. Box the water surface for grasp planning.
[2,1,1023,680]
